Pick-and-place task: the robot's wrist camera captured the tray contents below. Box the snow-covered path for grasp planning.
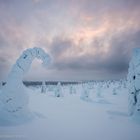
[0,87,140,140]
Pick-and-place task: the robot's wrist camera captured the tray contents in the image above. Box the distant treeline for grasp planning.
[1,81,80,87]
[23,81,80,86]
[1,79,126,87]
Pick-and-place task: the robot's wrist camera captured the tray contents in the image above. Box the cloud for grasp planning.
[48,28,140,78]
[0,0,140,80]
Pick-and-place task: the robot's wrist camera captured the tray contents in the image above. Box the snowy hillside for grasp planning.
[0,80,140,140]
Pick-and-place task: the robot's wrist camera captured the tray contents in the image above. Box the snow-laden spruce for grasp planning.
[0,47,51,124]
[81,83,91,101]
[54,82,63,97]
[69,84,76,94]
[127,48,140,116]
[41,81,47,93]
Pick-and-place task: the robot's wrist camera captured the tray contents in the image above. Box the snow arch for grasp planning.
[0,47,51,124]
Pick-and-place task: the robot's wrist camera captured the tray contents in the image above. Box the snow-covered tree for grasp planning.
[69,84,76,94]
[81,83,90,100]
[55,82,63,97]
[112,88,117,95]
[96,83,102,98]
[41,81,47,93]
[127,48,140,116]
[0,47,51,123]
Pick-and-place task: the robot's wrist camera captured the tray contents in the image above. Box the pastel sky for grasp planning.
[0,0,140,81]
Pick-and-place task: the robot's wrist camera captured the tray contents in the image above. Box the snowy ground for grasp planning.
[0,84,140,140]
